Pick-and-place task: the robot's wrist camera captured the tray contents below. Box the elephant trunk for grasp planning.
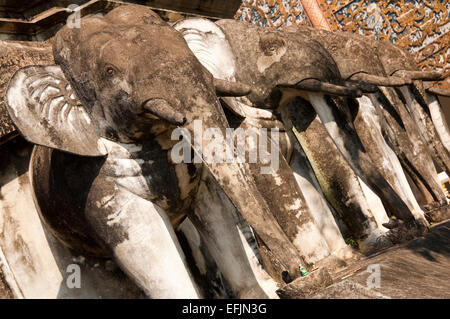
[182,97,305,280]
[397,85,450,178]
[350,73,411,87]
[372,89,447,205]
[288,97,392,253]
[425,92,450,153]
[306,92,419,223]
[393,70,444,82]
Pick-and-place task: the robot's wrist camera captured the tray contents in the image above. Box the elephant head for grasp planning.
[371,41,450,179]
[284,26,412,89]
[204,20,429,228]
[174,19,436,251]
[358,39,449,209]
[286,25,447,222]
[6,5,311,296]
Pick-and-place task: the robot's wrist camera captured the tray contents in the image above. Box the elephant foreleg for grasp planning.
[398,85,450,177]
[287,97,391,254]
[237,119,332,266]
[425,93,450,153]
[287,131,353,261]
[372,89,447,205]
[85,182,200,299]
[306,92,417,223]
[189,167,277,299]
[353,95,426,221]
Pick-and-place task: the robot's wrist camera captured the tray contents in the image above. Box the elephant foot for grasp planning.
[311,255,349,276]
[359,218,430,255]
[384,219,429,245]
[423,203,450,223]
[414,217,431,234]
[332,245,361,264]
[276,268,333,299]
[357,230,394,255]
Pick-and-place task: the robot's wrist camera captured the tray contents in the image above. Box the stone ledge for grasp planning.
[276,267,333,299]
[424,204,450,223]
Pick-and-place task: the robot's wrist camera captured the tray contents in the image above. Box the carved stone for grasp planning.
[0,41,53,144]
[1,3,448,299]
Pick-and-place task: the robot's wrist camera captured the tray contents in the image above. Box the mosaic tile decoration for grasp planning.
[236,0,450,89]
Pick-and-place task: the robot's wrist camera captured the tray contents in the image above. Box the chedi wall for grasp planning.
[0,1,449,299]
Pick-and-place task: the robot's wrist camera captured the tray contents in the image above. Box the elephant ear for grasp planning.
[174,18,236,81]
[6,65,107,156]
[174,18,262,118]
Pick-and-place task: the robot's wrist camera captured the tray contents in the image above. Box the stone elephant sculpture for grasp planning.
[173,18,361,274]
[425,84,450,156]
[5,5,320,298]
[173,18,429,252]
[290,26,448,210]
[373,40,450,154]
[371,40,450,202]
[282,26,441,214]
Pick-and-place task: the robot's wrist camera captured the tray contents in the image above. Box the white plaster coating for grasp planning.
[427,93,450,153]
[193,171,270,298]
[292,222,330,263]
[307,93,392,240]
[358,177,390,228]
[111,191,200,298]
[256,45,287,73]
[358,96,426,220]
[236,226,279,299]
[288,138,350,257]
[178,218,208,275]
[0,156,144,298]
[174,18,236,81]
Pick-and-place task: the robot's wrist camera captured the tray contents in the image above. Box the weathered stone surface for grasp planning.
[276,267,333,299]
[0,40,53,144]
[311,221,450,298]
[0,272,13,299]
[423,204,450,224]
[0,1,241,41]
[289,97,390,252]
[0,0,242,20]
[4,5,301,297]
[0,137,146,298]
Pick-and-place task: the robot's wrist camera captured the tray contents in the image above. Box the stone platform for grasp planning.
[309,220,450,299]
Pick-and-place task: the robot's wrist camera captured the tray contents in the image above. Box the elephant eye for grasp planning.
[105,66,115,76]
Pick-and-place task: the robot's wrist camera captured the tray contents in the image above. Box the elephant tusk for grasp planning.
[214,78,252,97]
[427,86,450,97]
[349,73,412,86]
[285,79,363,97]
[143,98,186,126]
[393,70,445,82]
[345,80,379,93]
